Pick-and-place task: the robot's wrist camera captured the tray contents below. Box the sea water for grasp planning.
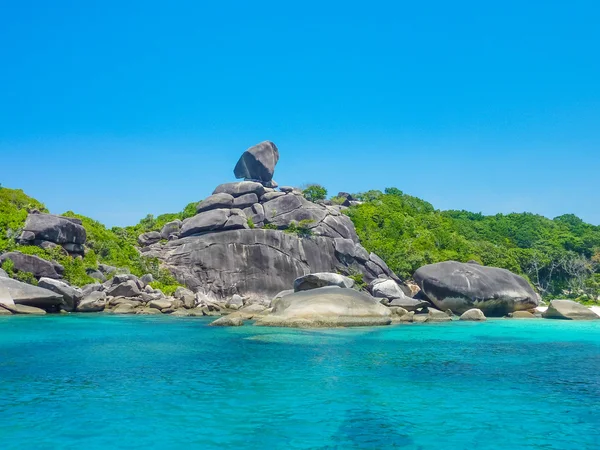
[0,315,598,449]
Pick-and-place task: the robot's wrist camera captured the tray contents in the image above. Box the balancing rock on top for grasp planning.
[234,141,279,184]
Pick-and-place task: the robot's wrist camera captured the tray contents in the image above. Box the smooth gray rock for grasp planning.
[0,279,15,309]
[106,280,141,298]
[0,268,8,278]
[77,291,107,312]
[0,276,63,308]
[160,220,182,240]
[98,264,118,275]
[37,277,83,311]
[333,238,356,260]
[255,286,391,328]
[149,299,172,310]
[233,193,259,209]
[222,214,249,231]
[233,140,279,182]
[179,209,231,237]
[414,261,538,316]
[141,274,154,285]
[213,181,265,198]
[354,244,370,262]
[542,300,599,320]
[294,273,355,292]
[0,252,64,279]
[260,191,286,202]
[459,308,487,321]
[86,268,106,282]
[20,213,86,246]
[369,278,405,299]
[263,194,328,229]
[196,193,234,213]
[81,283,103,296]
[369,253,398,281]
[174,287,195,309]
[138,231,162,247]
[270,289,294,308]
[510,311,536,319]
[111,303,137,314]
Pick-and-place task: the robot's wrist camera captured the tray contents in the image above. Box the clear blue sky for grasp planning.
[1,1,599,227]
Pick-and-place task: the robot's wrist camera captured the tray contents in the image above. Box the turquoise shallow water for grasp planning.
[0,316,599,449]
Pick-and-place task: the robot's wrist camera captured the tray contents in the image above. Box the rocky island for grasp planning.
[1,141,598,325]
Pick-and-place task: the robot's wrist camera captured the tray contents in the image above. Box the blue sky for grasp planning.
[1,1,598,226]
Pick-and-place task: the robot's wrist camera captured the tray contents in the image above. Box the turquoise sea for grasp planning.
[0,316,599,449]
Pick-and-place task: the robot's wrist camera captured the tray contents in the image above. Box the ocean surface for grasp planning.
[0,315,599,450]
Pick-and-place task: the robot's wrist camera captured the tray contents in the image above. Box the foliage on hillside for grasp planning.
[348,188,600,300]
[0,186,184,291]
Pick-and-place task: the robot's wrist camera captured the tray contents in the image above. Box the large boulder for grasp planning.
[0,268,9,278]
[0,280,15,309]
[106,280,141,298]
[460,308,486,321]
[0,252,64,279]
[234,141,279,183]
[0,276,63,309]
[213,181,265,198]
[294,273,355,292]
[196,193,235,213]
[76,291,107,312]
[160,220,182,239]
[369,278,408,299]
[387,295,430,311]
[19,213,86,247]
[542,300,599,320]
[414,261,538,316]
[37,277,83,311]
[179,209,231,238]
[209,316,244,327]
[138,231,162,247]
[255,286,392,328]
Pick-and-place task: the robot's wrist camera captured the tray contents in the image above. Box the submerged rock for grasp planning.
[255,286,391,328]
[542,300,599,320]
[414,261,538,316]
[209,316,244,327]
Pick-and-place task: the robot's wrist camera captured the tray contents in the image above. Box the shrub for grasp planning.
[247,218,255,229]
[263,223,278,230]
[303,184,327,203]
[330,196,347,206]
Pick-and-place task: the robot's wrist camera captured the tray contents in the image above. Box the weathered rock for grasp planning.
[542,300,599,320]
[138,231,162,247]
[140,274,154,285]
[255,287,391,328]
[160,220,182,240]
[12,304,47,315]
[20,213,86,247]
[98,264,118,275]
[387,296,429,311]
[260,191,286,202]
[170,308,191,317]
[112,303,137,314]
[81,283,103,296]
[76,291,107,312]
[106,280,141,298]
[0,268,8,278]
[174,287,195,309]
[196,193,235,213]
[369,278,406,299]
[38,277,83,311]
[459,308,487,321]
[294,273,355,292]
[210,316,244,327]
[222,214,249,231]
[234,141,279,183]
[243,203,265,226]
[0,280,15,309]
[270,289,294,308]
[391,311,415,323]
[136,307,162,315]
[510,311,536,319]
[0,306,12,315]
[86,269,106,282]
[226,294,244,310]
[354,244,370,262]
[233,193,259,209]
[414,261,538,316]
[333,238,356,260]
[0,252,64,279]
[179,209,231,238]
[368,253,398,281]
[0,276,63,309]
[148,299,173,310]
[415,308,452,323]
[213,181,266,198]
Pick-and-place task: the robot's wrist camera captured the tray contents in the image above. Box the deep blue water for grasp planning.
[0,315,599,449]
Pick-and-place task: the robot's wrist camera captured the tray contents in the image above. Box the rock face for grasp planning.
[234,141,279,183]
[0,252,64,279]
[255,286,391,328]
[542,300,599,320]
[0,276,63,309]
[77,291,107,312]
[18,213,86,255]
[37,277,83,311]
[414,261,538,316]
[293,273,355,292]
